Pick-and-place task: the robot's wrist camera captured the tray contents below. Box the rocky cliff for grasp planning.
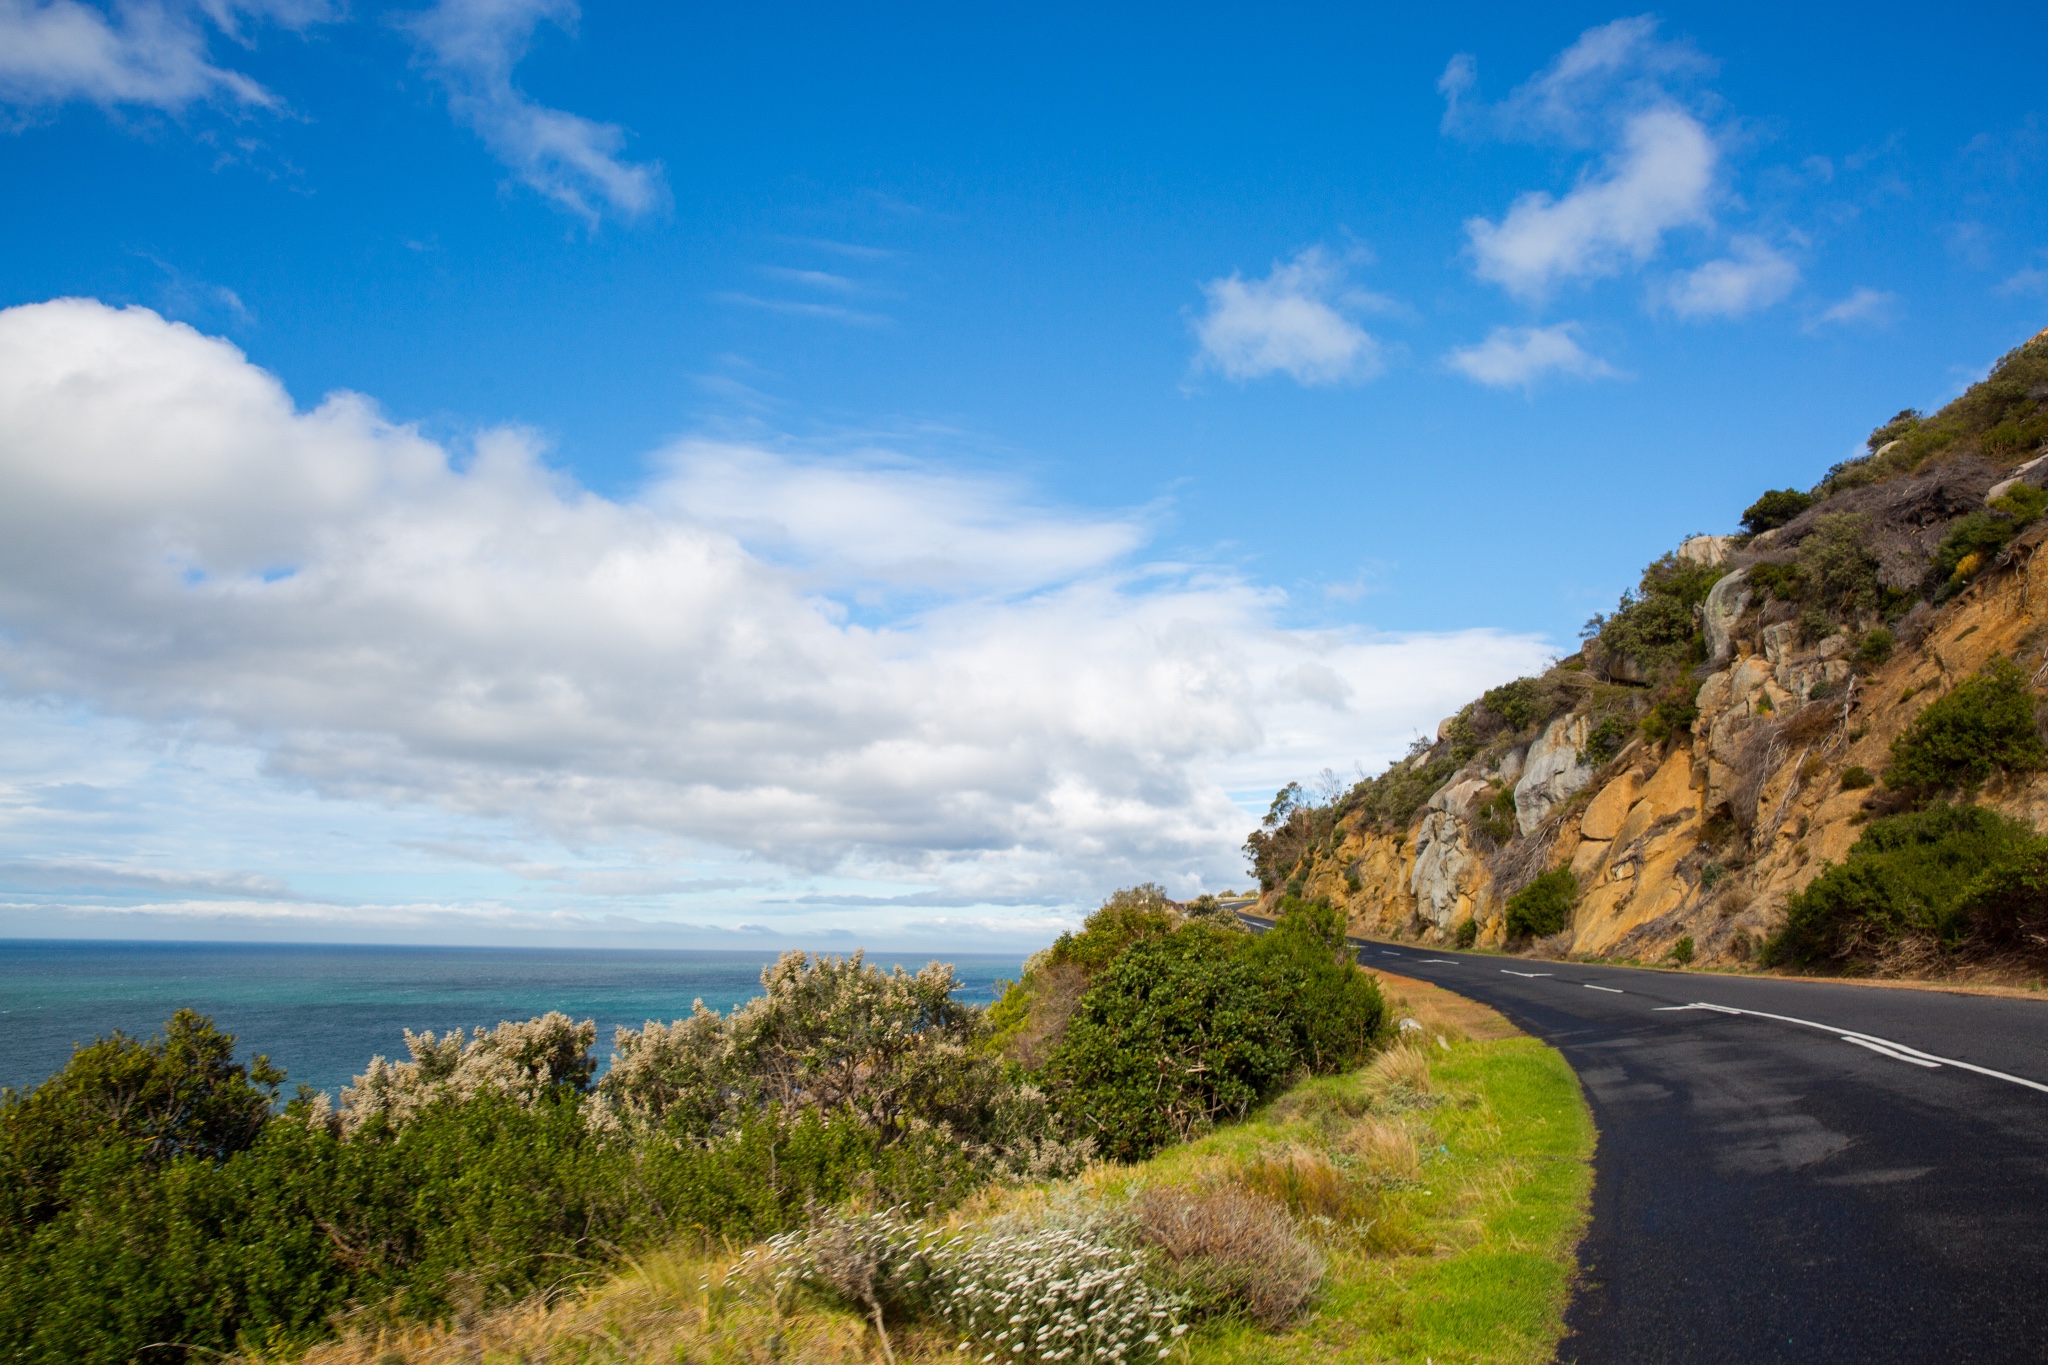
[1251,327,2048,973]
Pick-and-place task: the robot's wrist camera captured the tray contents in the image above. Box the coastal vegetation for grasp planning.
[0,891,1453,1364]
[249,973,1594,1365]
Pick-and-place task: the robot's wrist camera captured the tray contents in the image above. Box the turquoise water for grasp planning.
[0,940,1024,1099]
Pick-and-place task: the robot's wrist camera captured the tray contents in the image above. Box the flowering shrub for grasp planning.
[338,1010,596,1134]
[756,1207,1189,1363]
[597,951,1082,1176]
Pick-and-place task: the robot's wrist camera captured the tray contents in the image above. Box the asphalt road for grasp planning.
[1348,940,2048,1364]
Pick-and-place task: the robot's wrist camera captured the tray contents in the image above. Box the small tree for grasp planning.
[1741,488,1815,534]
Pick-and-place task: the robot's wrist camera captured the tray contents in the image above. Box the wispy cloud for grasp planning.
[713,292,889,326]
[0,0,330,114]
[1439,15,1714,146]
[1666,236,1799,319]
[1808,286,1898,328]
[404,0,665,225]
[1996,259,2048,298]
[1190,247,1386,386]
[759,266,864,294]
[1444,323,1618,390]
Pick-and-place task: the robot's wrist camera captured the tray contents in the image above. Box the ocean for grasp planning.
[0,940,1026,1099]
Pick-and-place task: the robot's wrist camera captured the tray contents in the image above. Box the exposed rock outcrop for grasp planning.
[1514,713,1593,834]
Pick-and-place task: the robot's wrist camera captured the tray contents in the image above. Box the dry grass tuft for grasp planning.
[1235,1144,1363,1223]
[1128,1184,1325,1329]
[1338,1116,1424,1186]
[1369,1041,1434,1102]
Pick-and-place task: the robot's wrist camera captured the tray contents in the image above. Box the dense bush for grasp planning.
[1047,905,1382,1162]
[1763,804,2048,969]
[1042,883,1180,975]
[1855,627,1895,671]
[1741,488,1815,534]
[1885,658,2048,795]
[1930,484,2048,597]
[1586,552,1726,680]
[1505,870,1577,941]
[1478,675,1572,734]
[1580,714,1634,767]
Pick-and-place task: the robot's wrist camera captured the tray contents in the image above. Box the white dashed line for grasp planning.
[1583,984,1624,994]
[1418,958,1458,964]
[1501,969,1553,978]
[1656,1002,2048,1094]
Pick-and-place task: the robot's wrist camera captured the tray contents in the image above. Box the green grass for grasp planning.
[1177,1035,1593,1365]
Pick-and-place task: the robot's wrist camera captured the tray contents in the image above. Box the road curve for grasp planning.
[1320,929,2048,1363]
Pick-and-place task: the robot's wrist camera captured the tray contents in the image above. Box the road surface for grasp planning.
[1290,925,2048,1362]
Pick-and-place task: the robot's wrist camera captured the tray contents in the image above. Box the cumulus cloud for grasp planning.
[0,299,1551,923]
[1444,324,1618,390]
[1444,18,1728,301]
[1809,286,1898,328]
[1666,236,1799,318]
[1191,248,1385,386]
[405,0,664,223]
[1464,105,1716,300]
[0,0,328,112]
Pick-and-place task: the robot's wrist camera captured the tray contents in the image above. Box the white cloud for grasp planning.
[1440,15,1713,145]
[1465,105,1717,299]
[1666,236,1799,319]
[1444,324,1618,390]
[1810,286,1898,328]
[405,0,664,224]
[1191,247,1385,386]
[0,299,1552,932]
[0,0,326,112]
[1995,264,2048,299]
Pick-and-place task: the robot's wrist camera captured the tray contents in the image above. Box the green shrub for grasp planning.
[1763,803,2048,968]
[1473,784,1518,844]
[1840,766,1874,790]
[1580,715,1633,766]
[1700,862,1726,891]
[1044,884,1180,975]
[1640,689,1700,747]
[1454,918,1479,949]
[1504,870,1577,941]
[1588,553,1726,677]
[1047,928,1299,1162]
[1885,658,2048,795]
[1247,899,1385,1075]
[1670,936,1695,966]
[1930,484,2048,596]
[1479,676,1568,733]
[1741,488,1815,534]
[1746,558,1803,602]
[1855,627,1895,671]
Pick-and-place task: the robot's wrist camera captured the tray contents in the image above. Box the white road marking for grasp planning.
[1656,1002,2048,1095]
[1583,984,1624,994]
[1501,969,1553,978]
[1418,958,1458,964]
[1841,1036,1941,1068]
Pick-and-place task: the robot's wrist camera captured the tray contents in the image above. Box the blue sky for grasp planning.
[0,1,2044,948]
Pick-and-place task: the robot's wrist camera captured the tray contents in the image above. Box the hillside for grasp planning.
[1250,326,2048,979]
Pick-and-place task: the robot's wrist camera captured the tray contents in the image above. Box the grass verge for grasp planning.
[260,973,1593,1365]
